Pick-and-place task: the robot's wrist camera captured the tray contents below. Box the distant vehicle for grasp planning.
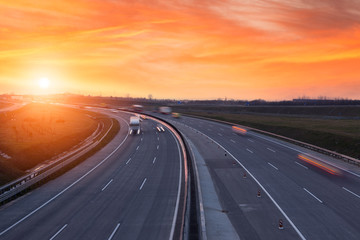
[232,126,247,135]
[172,112,181,118]
[129,116,141,135]
[159,106,172,114]
[156,124,165,132]
[132,104,143,112]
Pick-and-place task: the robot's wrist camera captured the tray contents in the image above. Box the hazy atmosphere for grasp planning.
[1,0,360,99]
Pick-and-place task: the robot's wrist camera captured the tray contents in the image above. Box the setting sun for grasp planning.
[38,78,50,89]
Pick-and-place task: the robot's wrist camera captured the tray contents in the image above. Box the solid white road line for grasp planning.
[101,179,113,191]
[0,120,129,237]
[139,178,147,190]
[295,161,308,169]
[303,188,323,203]
[342,187,360,199]
[108,223,121,240]
[182,124,306,240]
[49,224,68,240]
[246,149,253,154]
[126,158,131,165]
[248,139,254,143]
[153,157,157,164]
[268,162,279,170]
[267,148,276,153]
[167,124,183,240]
[230,139,236,143]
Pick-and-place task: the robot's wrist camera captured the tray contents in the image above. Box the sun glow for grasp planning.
[38,78,50,89]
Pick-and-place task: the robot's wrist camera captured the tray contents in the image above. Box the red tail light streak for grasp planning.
[232,126,247,135]
[298,154,342,176]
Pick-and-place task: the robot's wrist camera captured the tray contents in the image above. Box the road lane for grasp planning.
[157,113,360,240]
[0,110,185,240]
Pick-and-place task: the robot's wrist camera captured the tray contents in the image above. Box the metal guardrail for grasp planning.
[0,119,114,204]
[182,135,207,240]
[183,114,360,167]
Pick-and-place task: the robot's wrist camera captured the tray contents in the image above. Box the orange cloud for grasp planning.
[0,0,359,99]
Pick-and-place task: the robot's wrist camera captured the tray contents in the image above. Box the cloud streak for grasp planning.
[0,0,359,99]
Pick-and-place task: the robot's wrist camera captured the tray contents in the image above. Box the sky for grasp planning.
[0,0,360,100]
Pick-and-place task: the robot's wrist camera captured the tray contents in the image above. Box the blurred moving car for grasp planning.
[159,106,172,114]
[232,126,247,135]
[298,153,343,176]
[172,112,181,118]
[132,104,143,112]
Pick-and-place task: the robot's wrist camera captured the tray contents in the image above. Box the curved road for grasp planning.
[156,113,360,240]
[0,110,186,240]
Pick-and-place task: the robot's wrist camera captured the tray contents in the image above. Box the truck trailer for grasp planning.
[129,116,141,135]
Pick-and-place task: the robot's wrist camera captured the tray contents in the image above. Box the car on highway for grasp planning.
[232,125,247,135]
[172,112,181,118]
[298,153,343,176]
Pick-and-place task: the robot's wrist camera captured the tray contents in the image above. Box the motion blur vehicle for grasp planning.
[232,126,247,135]
[159,106,172,114]
[132,104,143,112]
[172,112,181,118]
[129,116,141,135]
[298,153,343,176]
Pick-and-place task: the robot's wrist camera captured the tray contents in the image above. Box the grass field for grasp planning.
[176,108,360,160]
[0,103,104,184]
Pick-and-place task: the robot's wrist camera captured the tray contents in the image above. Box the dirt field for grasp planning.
[0,103,103,184]
[176,107,360,160]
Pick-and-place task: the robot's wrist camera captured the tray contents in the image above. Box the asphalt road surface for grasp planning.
[0,110,185,240]
[156,113,360,240]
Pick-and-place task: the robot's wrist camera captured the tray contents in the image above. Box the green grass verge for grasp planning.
[181,111,360,160]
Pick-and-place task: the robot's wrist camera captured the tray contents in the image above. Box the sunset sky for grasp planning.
[1,0,360,100]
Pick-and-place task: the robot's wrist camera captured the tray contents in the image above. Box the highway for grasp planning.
[155,113,360,240]
[0,110,186,240]
[0,102,27,112]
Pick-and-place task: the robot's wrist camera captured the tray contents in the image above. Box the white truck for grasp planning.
[159,106,172,114]
[129,116,141,135]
